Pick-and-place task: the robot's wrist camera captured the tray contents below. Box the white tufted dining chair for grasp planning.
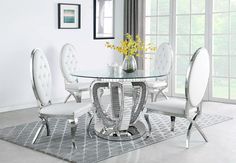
[147,43,173,101]
[60,43,90,103]
[30,49,92,149]
[145,48,210,148]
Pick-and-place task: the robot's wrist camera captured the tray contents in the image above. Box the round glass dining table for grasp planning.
[72,69,167,141]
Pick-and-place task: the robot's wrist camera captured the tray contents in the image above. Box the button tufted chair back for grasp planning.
[31,49,52,106]
[60,43,79,83]
[155,43,173,77]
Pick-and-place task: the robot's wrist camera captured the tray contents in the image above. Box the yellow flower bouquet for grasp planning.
[106,33,156,58]
[105,33,156,73]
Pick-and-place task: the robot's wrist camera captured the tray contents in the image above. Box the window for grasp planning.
[175,0,205,95]
[144,0,236,103]
[211,0,236,101]
[145,0,171,93]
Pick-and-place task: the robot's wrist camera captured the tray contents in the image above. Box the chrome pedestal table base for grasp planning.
[91,81,148,141]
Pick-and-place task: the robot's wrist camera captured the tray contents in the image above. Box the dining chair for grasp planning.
[60,43,90,103]
[30,48,92,149]
[145,48,210,148]
[147,43,173,102]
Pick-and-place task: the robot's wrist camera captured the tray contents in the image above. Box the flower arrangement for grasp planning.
[105,33,156,58]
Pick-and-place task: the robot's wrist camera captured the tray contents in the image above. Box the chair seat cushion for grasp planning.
[65,82,90,91]
[145,98,186,116]
[40,102,92,118]
[147,81,167,88]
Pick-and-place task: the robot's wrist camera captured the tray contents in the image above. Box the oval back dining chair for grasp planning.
[147,43,173,101]
[31,48,92,149]
[145,48,210,148]
[60,43,90,103]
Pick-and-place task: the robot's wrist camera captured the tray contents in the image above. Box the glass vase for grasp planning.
[122,56,137,73]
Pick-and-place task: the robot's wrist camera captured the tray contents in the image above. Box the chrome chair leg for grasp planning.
[150,93,154,102]
[44,118,50,136]
[153,88,168,101]
[186,112,207,148]
[160,90,168,100]
[154,90,161,102]
[32,123,44,144]
[144,113,152,138]
[69,120,78,149]
[170,116,175,131]
[64,94,72,103]
[186,121,193,149]
[193,122,208,142]
[32,117,50,144]
[73,91,82,103]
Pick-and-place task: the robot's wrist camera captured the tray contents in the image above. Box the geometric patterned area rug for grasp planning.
[0,114,232,163]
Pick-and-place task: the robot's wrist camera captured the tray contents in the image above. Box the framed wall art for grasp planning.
[58,3,81,29]
[93,0,115,39]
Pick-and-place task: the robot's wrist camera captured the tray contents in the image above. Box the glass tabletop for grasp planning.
[71,68,167,79]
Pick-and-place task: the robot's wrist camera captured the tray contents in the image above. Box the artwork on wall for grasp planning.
[58,3,81,29]
[93,0,115,39]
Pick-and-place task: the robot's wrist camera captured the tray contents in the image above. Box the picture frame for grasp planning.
[58,3,81,29]
[93,0,115,39]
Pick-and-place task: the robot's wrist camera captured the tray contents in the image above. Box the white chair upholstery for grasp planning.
[65,82,90,91]
[145,48,210,148]
[145,98,187,116]
[30,49,93,149]
[60,43,90,103]
[40,102,91,117]
[147,43,173,101]
[31,49,52,106]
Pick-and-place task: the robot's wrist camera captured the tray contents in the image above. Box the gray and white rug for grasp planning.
[0,114,232,163]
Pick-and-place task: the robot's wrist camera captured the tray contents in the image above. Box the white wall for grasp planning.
[0,0,123,112]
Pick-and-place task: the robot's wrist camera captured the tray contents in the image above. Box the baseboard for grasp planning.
[0,91,109,113]
[0,97,66,113]
[0,103,37,113]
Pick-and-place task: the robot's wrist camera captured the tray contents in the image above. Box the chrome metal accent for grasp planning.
[119,83,133,131]
[91,80,148,141]
[186,113,198,148]
[91,82,116,128]
[65,89,83,103]
[87,113,94,138]
[64,94,72,103]
[153,86,169,101]
[32,116,49,144]
[186,120,193,149]
[150,93,154,102]
[64,87,89,103]
[94,120,147,141]
[170,116,175,132]
[130,82,147,124]
[193,121,208,142]
[144,113,151,137]
[68,119,78,149]
[73,91,82,103]
[44,117,50,136]
[186,111,208,148]
[32,123,44,144]
[110,82,122,118]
